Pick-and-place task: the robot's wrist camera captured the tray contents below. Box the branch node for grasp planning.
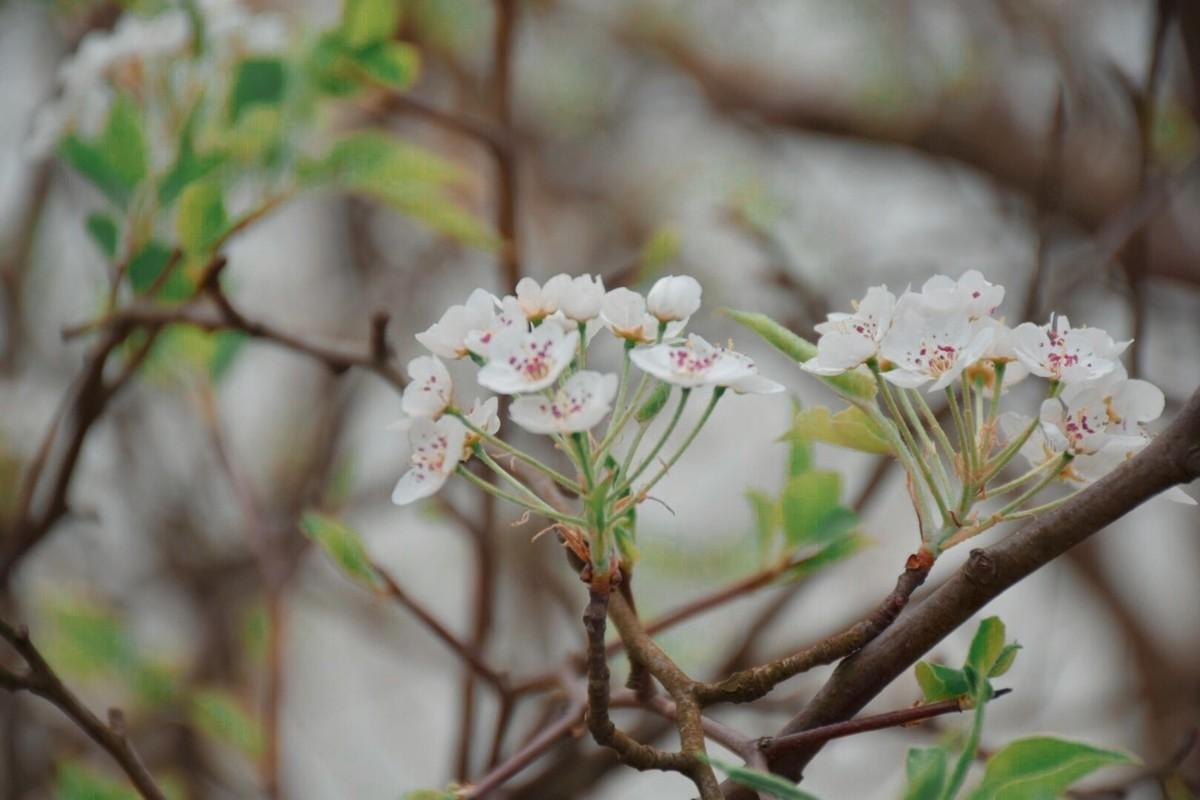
[964,549,997,586]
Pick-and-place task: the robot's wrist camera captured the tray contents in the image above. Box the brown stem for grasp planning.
[0,619,167,800]
[262,587,285,800]
[463,696,587,799]
[695,553,933,706]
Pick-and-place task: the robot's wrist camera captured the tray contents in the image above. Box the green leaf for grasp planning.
[85,213,119,259]
[60,136,134,208]
[55,762,138,800]
[966,617,1006,679]
[782,533,870,581]
[786,405,893,455]
[967,736,1138,800]
[788,401,813,475]
[46,602,136,677]
[342,0,401,47]
[780,470,840,548]
[229,57,287,123]
[209,330,247,382]
[307,32,361,96]
[100,93,148,194]
[699,755,822,800]
[747,489,779,558]
[176,181,228,255]
[159,99,229,207]
[299,511,381,589]
[350,40,420,90]
[190,688,264,758]
[989,643,1021,678]
[128,241,177,295]
[724,308,877,399]
[904,746,948,800]
[915,661,971,702]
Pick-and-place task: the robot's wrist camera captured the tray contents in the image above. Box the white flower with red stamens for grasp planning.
[551,274,606,323]
[509,371,618,434]
[465,295,527,358]
[415,288,499,359]
[802,285,896,376]
[631,334,765,389]
[1011,315,1129,384]
[401,356,453,418]
[879,295,993,391]
[918,270,1005,321]
[646,275,702,323]
[391,416,466,505]
[476,324,580,394]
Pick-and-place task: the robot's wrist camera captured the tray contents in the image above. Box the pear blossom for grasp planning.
[509,371,619,434]
[551,274,606,322]
[963,317,1030,390]
[917,270,1005,321]
[415,289,498,359]
[515,276,563,321]
[878,295,994,391]
[401,356,452,418]
[476,324,580,394]
[646,275,702,323]
[391,416,466,505]
[465,295,528,358]
[1011,315,1129,384]
[801,285,896,376]
[601,288,684,343]
[462,396,501,450]
[631,334,768,389]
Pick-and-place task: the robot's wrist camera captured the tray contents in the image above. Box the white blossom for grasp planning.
[462,396,501,452]
[646,275,702,323]
[401,355,453,418]
[550,274,605,322]
[631,334,764,389]
[415,289,498,359]
[391,416,466,505]
[917,270,1005,321]
[878,294,994,391]
[465,295,527,358]
[509,371,619,434]
[801,285,896,376]
[476,324,580,394]
[515,276,562,321]
[1011,315,1129,385]
[601,288,684,343]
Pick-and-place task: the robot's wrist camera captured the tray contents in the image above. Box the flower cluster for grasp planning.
[798,270,1192,547]
[389,273,781,568]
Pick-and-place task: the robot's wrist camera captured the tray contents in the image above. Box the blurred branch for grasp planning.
[0,618,166,800]
[722,384,1200,797]
[0,163,52,374]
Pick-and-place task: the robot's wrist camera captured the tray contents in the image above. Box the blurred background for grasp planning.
[1,0,1199,797]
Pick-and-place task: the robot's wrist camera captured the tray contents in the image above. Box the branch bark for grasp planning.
[722,384,1200,797]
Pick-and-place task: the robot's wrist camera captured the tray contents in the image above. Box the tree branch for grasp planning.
[722,384,1200,797]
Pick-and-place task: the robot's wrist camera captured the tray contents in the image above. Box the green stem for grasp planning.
[978,416,1040,487]
[988,362,1006,424]
[633,387,724,499]
[941,695,987,800]
[451,411,581,493]
[898,389,954,500]
[454,465,581,526]
[1004,489,1081,519]
[573,432,595,491]
[595,344,635,459]
[475,447,552,509]
[997,453,1071,517]
[984,456,1059,497]
[873,367,950,523]
[619,419,652,480]
[621,387,690,490]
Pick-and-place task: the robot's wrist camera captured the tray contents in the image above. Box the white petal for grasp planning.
[729,374,786,394]
[401,355,452,417]
[1163,486,1197,505]
[477,325,579,394]
[509,371,618,433]
[646,275,702,322]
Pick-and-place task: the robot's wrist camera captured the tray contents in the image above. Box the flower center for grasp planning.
[508,339,557,382]
[670,345,717,375]
[411,435,449,478]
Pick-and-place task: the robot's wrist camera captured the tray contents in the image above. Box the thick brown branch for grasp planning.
[0,619,166,799]
[722,385,1200,797]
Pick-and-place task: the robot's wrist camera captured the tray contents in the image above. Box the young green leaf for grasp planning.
[55,762,138,800]
[780,470,841,548]
[85,213,119,260]
[229,57,288,123]
[786,405,893,455]
[299,511,382,590]
[341,0,401,48]
[190,688,264,758]
[988,643,1021,678]
[967,736,1138,800]
[966,617,1007,678]
[787,406,813,475]
[914,661,971,702]
[636,382,672,422]
[100,94,149,195]
[699,754,823,800]
[350,41,420,90]
[176,181,228,255]
[904,746,948,800]
[128,241,177,295]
